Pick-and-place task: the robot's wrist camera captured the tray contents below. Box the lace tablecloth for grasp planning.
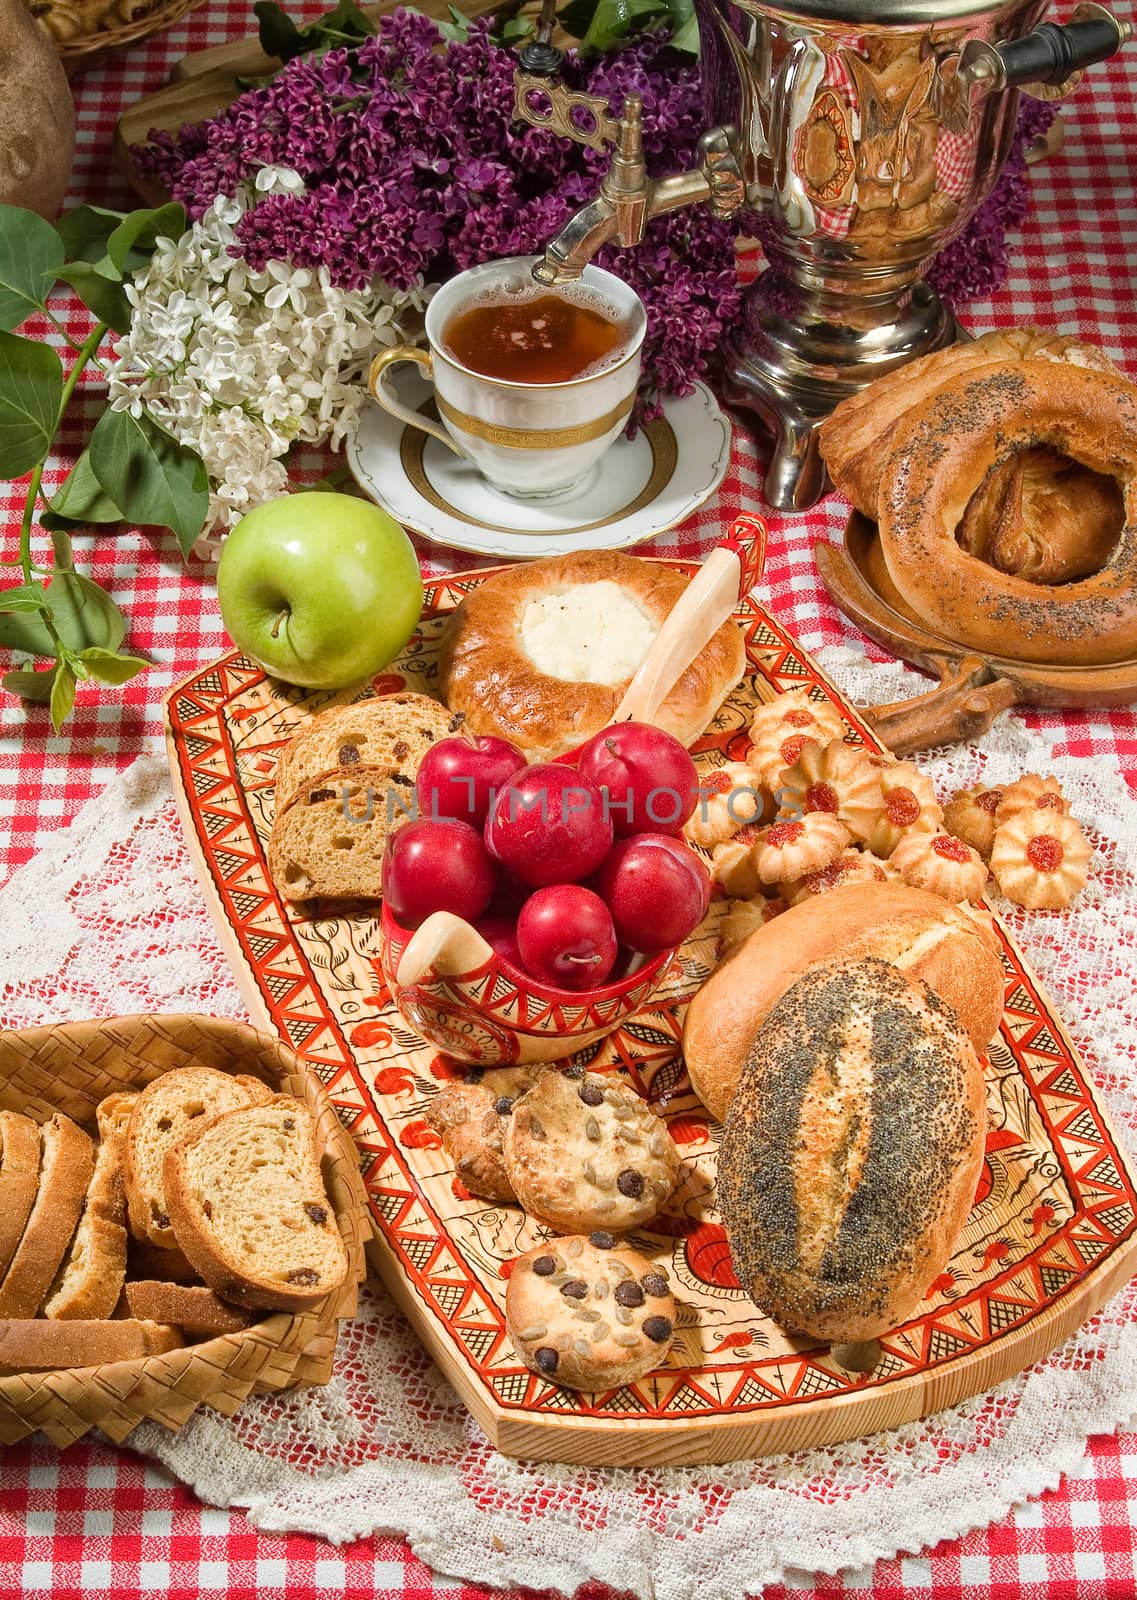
[1,5,1137,1596]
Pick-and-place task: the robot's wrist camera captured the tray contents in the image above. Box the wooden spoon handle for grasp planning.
[396,911,494,987]
[612,544,743,728]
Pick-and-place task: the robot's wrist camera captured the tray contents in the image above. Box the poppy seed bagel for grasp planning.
[718,958,987,1344]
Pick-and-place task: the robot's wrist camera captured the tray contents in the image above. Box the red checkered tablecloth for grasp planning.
[1,6,1136,1594]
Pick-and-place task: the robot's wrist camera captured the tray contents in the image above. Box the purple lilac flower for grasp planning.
[134,12,1054,412]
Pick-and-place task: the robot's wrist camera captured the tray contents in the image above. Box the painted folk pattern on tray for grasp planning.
[165,563,1137,1428]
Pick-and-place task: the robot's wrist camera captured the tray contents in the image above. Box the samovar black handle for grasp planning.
[516,0,565,78]
[960,2,1132,94]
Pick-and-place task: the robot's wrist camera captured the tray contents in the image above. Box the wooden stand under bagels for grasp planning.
[682,882,1005,1124]
[876,362,1137,667]
[718,957,987,1344]
[437,550,746,760]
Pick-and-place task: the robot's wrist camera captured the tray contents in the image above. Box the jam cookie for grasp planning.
[943,786,1004,861]
[865,761,943,858]
[990,809,1092,909]
[995,774,1069,827]
[784,847,892,905]
[890,830,989,903]
[711,825,764,898]
[747,724,822,794]
[503,1070,680,1234]
[719,896,783,951]
[779,737,885,845]
[753,813,850,885]
[425,1066,541,1202]
[506,1235,677,1391]
[685,763,767,849]
[748,688,845,749]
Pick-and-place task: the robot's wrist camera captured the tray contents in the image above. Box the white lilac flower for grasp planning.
[106,170,427,545]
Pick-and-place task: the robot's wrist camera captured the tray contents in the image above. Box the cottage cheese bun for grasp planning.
[718,958,987,1343]
[682,881,1004,1123]
[437,550,746,760]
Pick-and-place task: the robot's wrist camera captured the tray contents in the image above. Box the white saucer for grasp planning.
[346,375,731,561]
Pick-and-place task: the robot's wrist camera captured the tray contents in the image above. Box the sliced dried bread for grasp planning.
[121,1281,253,1336]
[0,1115,95,1319]
[0,1317,183,1373]
[125,1068,269,1250]
[268,771,413,901]
[96,1091,138,1140]
[43,1111,129,1321]
[164,1095,349,1312]
[0,1111,41,1278]
[128,1236,200,1285]
[275,692,456,804]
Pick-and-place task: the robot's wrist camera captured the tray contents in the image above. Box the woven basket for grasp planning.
[46,0,205,76]
[0,1013,368,1449]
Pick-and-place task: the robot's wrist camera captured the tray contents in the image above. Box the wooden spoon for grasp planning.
[396,910,493,988]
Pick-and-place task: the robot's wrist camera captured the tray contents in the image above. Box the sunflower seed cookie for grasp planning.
[425,1066,541,1202]
[506,1234,676,1390]
[503,1069,680,1234]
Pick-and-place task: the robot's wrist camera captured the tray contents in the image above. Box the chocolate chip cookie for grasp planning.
[503,1069,680,1234]
[506,1234,677,1390]
[425,1066,540,1202]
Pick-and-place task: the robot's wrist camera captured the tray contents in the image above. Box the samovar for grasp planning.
[513,0,1131,508]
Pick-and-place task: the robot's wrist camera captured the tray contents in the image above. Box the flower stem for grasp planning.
[17,321,108,656]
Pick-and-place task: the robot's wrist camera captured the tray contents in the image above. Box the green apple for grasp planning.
[217,492,423,689]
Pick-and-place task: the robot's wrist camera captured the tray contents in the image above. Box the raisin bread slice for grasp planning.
[267,769,413,902]
[128,1236,200,1285]
[43,1109,129,1321]
[0,1317,183,1372]
[0,1112,41,1278]
[0,1115,95,1318]
[275,692,456,805]
[121,1280,253,1336]
[125,1068,269,1250]
[164,1095,349,1312]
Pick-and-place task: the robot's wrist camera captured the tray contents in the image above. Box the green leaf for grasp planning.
[0,208,64,332]
[77,646,148,686]
[56,262,133,335]
[495,15,534,42]
[42,448,124,529]
[0,330,63,478]
[572,0,668,49]
[50,526,75,570]
[0,583,49,614]
[438,2,469,40]
[662,0,698,53]
[88,407,209,556]
[53,204,126,267]
[255,0,374,61]
[0,570,126,656]
[255,0,304,59]
[50,661,76,730]
[105,203,187,278]
[2,667,56,704]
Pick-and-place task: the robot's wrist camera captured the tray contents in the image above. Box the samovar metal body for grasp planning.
[514,0,1130,508]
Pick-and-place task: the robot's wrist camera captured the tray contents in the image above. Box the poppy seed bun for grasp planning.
[683,882,1004,1123]
[718,958,986,1343]
[437,550,746,760]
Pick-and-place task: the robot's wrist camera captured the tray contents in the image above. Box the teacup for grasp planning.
[368,256,647,499]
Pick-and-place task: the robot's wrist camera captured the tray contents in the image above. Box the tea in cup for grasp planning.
[368,256,646,499]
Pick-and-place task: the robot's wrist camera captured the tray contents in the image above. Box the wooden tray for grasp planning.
[816,513,1137,756]
[163,560,1137,1466]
